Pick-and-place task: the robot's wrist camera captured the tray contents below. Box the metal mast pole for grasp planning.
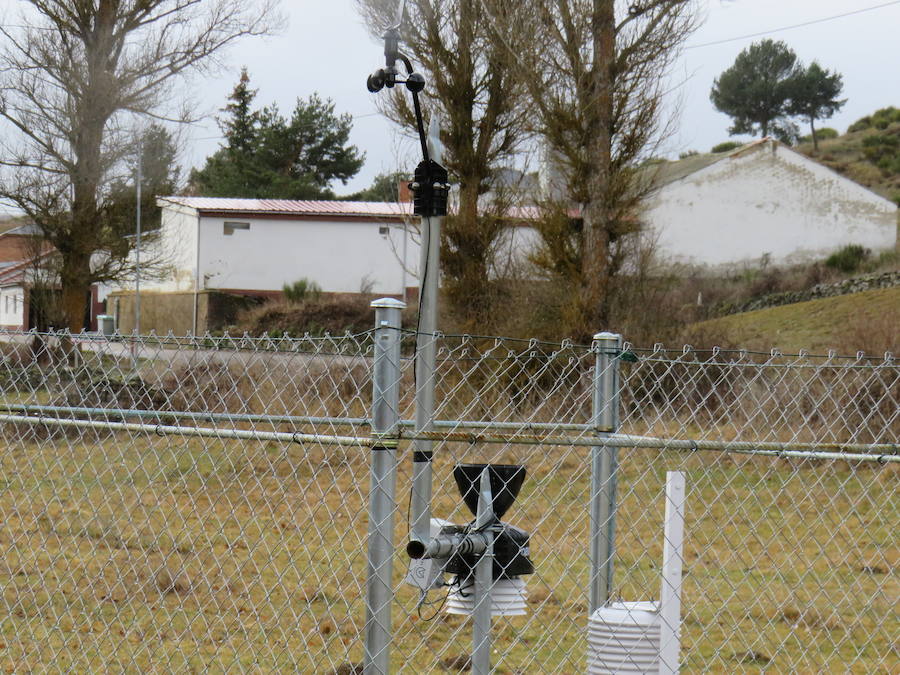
[135,139,142,335]
[411,114,443,547]
[471,467,495,675]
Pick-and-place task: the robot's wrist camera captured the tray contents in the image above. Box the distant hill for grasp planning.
[794,107,900,205]
[692,286,899,355]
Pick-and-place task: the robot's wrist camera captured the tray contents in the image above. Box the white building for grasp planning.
[148,197,419,295]
[644,139,898,267]
[107,197,419,333]
[0,261,27,330]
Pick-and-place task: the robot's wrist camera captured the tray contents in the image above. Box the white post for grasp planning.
[658,471,686,675]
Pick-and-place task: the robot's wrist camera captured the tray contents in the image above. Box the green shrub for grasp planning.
[679,150,699,159]
[861,133,900,173]
[848,107,900,133]
[825,244,870,274]
[711,141,742,153]
[282,278,322,304]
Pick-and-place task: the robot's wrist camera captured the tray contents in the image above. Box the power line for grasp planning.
[686,0,900,49]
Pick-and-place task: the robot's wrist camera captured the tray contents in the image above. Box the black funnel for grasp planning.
[453,464,526,520]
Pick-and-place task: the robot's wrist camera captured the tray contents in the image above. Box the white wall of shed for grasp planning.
[196,216,420,294]
[645,142,898,267]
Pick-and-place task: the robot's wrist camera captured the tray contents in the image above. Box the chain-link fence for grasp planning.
[0,317,896,672]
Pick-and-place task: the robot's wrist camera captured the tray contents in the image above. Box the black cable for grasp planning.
[417,576,459,621]
[686,0,900,50]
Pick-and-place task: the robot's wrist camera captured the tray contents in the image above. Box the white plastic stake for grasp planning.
[659,471,686,675]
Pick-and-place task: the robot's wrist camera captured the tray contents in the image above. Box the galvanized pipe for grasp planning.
[0,408,894,462]
[364,298,405,675]
[0,404,370,428]
[0,413,367,446]
[0,404,609,433]
[471,466,494,675]
[590,332,622,612]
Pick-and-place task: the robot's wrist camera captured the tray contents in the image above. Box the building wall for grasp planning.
[645,142,898,267]
[196,215,419,295]
[134,202,200,293]
[0,286,26,329]
[0,235,35,264]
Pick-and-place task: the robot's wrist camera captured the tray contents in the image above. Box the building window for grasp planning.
[379,225,389,236]
[223,221,250,236]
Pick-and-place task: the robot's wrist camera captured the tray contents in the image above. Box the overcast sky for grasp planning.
[3,0,900,196]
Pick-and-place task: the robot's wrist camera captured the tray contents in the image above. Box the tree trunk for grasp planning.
[810,117,818,152]
[443,177,496,330]
[577,0,616,339]
[60,252,92,332]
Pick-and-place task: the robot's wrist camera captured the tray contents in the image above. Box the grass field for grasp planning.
[0,429,895,673]
[692,286,900,354]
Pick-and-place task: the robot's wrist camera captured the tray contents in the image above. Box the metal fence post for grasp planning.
[364,297,406,675]
[590,331,622,613]
[471,467,495,675]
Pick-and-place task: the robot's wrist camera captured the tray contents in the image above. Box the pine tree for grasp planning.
[710,40,802,139]
[787,62,846,151]
[190,72,364,199]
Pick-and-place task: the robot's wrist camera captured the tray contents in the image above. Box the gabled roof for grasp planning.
[0,223,43,237]
[650,138,771,188]
[158,196,413,219]
[0,251,54,287]
[650,139,898,208]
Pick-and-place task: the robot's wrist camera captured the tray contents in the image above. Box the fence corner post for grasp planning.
[364,297,406,675]
[589,331,622,614]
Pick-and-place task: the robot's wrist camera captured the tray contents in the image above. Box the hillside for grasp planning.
[691,286,899,355]
[794,107,900,205]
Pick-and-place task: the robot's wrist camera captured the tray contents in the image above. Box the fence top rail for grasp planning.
[1,328,894,365]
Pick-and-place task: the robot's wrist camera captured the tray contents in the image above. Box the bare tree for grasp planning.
[356,0,530,331]
[492,0,699,339]
[0,0,279,331]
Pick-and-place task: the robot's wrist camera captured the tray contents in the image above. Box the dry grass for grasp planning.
[692,286,900,354]
[0,335,895,671]
[0,431,895,673]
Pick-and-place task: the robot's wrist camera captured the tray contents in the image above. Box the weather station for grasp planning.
[363,3,532,674]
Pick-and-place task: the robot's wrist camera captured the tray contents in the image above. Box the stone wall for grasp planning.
[715,270,900,316]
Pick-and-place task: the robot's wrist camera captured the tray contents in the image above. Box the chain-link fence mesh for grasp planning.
[0,328,896,672]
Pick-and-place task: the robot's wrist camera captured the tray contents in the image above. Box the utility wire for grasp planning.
[686,0,900,49]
